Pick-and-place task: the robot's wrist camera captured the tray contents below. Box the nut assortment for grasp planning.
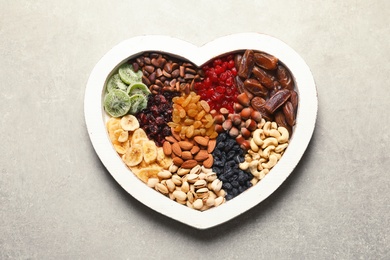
[104,50,297,211]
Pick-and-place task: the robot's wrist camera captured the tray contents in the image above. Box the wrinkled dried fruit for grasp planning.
[282,101,295,126]
[277,65,294,90]
[264,89,291,114]
[252,66,275,89]
[243,78,268,97]
[253,52,278,70]
[237,49,255,79]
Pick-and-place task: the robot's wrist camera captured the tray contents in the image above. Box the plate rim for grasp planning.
[84,33,318,229]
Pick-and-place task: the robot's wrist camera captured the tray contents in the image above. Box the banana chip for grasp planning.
[156,147,173,169]
[142,140,157,164]
[124,143,143,167]
[134,167,160,183]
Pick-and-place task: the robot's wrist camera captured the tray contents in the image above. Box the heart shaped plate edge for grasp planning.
[84,33,318,229]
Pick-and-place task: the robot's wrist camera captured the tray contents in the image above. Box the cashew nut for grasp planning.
[257,118,266,129]
[261,154,278,169]
[263,121,272,136]
[261,137,278,149]
[248,149,261,160]
[277,127,289,144]
[250,138,259,152]
[239,161,249,170]
[248,160,261,178]
[262,145,275,159]
[269,129,281,139]
[271,151,282,160]
[249,160,270,179]
[259,168,269,179]
[252,129,264,146]
[275,143,288,153]
[271,121,278,130]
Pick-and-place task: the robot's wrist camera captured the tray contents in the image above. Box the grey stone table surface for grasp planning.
[1,1,389,259]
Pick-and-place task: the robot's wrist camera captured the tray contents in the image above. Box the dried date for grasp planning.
[264,89,291,114]
[252,66,276,89]
[290,90,298,113]
[277,65,294,90]
[282,101,295,126]
[251,96,273,121]
[254,52,278,70]
[237,50,255,79]
[275,111,292,136]
[243,78,268,98]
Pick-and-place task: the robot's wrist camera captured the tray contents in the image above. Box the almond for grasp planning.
[171,142,182,157]
[171,128,181,141]
[190,145,200,155]
[173,157,184,166]
[181,151,193,160]
[165,136,177,143]
[202,154,214,168]
[194,150,209,162]
[181,159,198,169]
[207,139,216,153]
[178,141,193,151]
[162,141,172,156]
[194,136,209,147]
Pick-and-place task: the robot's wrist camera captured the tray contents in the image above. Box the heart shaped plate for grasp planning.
[84,33,317,229]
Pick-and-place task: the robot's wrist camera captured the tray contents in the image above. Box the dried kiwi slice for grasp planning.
[104,89,131,117]
[127,82,151,97]
[106,73,127,93]
[128,94,148,114]
[118,63,143,85]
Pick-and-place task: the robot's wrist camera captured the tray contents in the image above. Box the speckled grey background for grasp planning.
[1,1,389,259]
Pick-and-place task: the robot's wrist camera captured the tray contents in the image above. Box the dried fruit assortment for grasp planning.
[104,50,298,211]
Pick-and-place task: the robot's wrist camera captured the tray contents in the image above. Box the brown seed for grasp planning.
[250,110,262,123]
[219,107,229,116]
[173,157,184,166]
[222,119,232,131]
[207,139,216,153]
[233,102,244,113]
[237,92,251,107]
[214,114,225,124]
[178,141,193,151]
[194,150,209,162]
[245,119,257,131]
[202,154,214,168]
[181,159,198,169]
[228,127,239,138]
[235,135,245,145]
[181,151,193,160]
[214,124,224,133]
[165,136,177,143]
[171,142,182,157]
[164,62,172,73]
[162,141,172,156]
[240,140,251,151]
[240,107,252,120]
[190,145,200,155]
[231,114,242,126]
[194,136,209,147]
[241,127,251,139]
[171,128,181,141]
